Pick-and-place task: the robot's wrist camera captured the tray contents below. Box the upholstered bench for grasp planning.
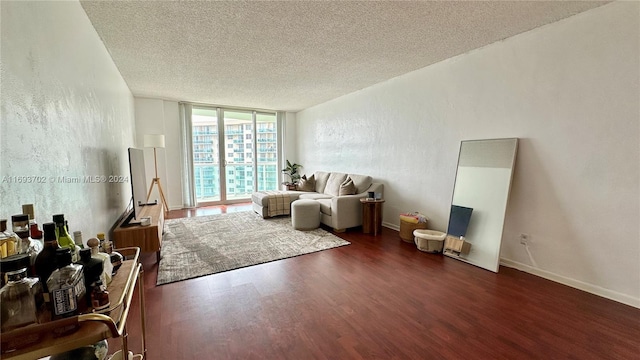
[291,199,321,230]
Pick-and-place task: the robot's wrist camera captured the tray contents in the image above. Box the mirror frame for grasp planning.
[445,138,519,272]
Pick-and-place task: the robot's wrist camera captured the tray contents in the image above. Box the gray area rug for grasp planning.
[156,211,350,285]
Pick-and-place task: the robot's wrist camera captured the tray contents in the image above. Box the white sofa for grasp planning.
[252,171,383,231]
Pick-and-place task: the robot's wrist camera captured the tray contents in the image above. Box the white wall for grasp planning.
[134,100,298,207]
[134,98,183,210]
[0,1,136,239]
[283,112,298,168]
[295,2,639,307]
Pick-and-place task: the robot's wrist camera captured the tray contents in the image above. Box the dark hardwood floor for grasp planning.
[121,204,640,359]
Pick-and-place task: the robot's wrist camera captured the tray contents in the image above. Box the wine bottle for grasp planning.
[52,214,77,261]
[34,222,59,293]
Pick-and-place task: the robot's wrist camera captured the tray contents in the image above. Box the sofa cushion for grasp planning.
[297,174,315,192]
[314,171,330,193]
[252,191,273,206]
[347,173,373,194]
[299,193,333,200]
[339,177,357,196]
[316,198,332,215]
[324,172,348,196]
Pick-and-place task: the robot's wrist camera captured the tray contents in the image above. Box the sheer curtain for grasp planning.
[179,103,197,208]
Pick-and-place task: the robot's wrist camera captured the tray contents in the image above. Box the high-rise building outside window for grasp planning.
[191,107,278,204]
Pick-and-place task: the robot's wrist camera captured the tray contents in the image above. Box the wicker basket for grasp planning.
[399,219,428,242]
[413,229,446,253]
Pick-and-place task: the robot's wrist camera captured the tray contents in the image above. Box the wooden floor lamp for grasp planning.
[144,134,169,213]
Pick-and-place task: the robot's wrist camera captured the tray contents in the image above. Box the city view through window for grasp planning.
[192,108,278,203]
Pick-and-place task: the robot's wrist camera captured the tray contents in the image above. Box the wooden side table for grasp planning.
[113,203,164,262]
[360,198,385,236]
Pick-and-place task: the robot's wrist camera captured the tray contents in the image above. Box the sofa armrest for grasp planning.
[331,195,364,229]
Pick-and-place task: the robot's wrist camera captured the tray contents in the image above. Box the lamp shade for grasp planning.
[144,134,165,148]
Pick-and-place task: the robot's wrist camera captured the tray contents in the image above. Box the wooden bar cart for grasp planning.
[1,247,147,360]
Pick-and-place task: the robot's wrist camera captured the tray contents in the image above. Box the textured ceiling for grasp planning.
[80,1,607,112]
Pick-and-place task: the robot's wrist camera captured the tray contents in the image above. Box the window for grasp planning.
[191,107,278,203]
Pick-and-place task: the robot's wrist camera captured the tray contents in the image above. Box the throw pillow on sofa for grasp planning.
[297,174,316,192]
[339,177,357,196]
[324,173,348,196]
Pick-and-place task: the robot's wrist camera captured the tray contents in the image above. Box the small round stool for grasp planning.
[291,199,321,230]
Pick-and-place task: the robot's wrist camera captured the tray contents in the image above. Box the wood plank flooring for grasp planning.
[120,204,640,359]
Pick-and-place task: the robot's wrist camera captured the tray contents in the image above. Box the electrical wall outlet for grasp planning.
[519,233,529,245]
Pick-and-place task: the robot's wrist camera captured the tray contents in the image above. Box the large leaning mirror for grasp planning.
[444,138,518,272]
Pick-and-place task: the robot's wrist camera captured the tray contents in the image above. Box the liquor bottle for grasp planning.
[97,233,123,275]
[11,214,42,275]
[0,253,30,288]
[76,248,103,308]
[22,204,42,241]
[29,221,43,242]
[46,248,86,320]
[52,214,78,261]
[0,268,42,332]
[73,231,84,249]
[90,279,110,313]
[34,222,59,293]
[87,237,112,285]
[97,232,109,253]
[0,219,20,259]
[11,214,29,241]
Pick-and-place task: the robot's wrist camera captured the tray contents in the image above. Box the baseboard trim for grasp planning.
[500,258,640,309]
[383,222,399,231]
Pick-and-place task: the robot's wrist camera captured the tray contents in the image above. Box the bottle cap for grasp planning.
[79,248,92,261]
[43,222,57,239]
[52,214,65,224]
[5,268,28,282]
[11,214,29,223]
[87,238,100,248]
[21,204,35,220]
[0,219,7,232]
[97,233,105,240]
[55,248,72,267]
[0,254,30,274]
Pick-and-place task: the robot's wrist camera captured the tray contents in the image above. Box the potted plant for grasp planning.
[281,160,302,190]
